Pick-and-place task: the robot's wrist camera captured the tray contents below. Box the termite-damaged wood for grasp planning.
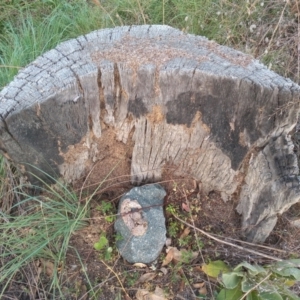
[0,25,300,243]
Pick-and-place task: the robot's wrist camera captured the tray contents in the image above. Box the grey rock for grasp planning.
[114,184,166,263]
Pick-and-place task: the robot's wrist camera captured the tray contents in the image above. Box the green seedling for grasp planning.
[178,235,192,247]
[168,220,180,238]
[94,234,114,261]
[94,234,108,251]
[125,271,139,287]
[97,201,115,223]
[166,204,178,215]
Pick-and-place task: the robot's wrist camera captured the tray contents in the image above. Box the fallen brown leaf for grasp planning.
[160,267,168,275]
[182,202,190,212]
[162,247,176,266]
[162,247,198,266]
[40,259,55,277]
[179,227,190,239]
[193,266,202,273]
[136,286,167,300]
[179,279,185,292]
[173,248,198,263]
[199,286,207,295]
[133,263,147,268]
[136,272,157,284]
[193,282,205,289]
[136,289,148,300]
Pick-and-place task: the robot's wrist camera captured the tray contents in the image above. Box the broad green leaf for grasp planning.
[272,259,300,269]
[233,262,267,276]
[259,291,283,300]
[222,272,243,289]
[216,285,243,300]
[202,260,230,278]
[241,276,257,293]
[104,247,113,261]
[279,288,300,300]
[284,279,296,287]
[272,267,300,280]
[105,215,115,222]
[94,235,108,251]
[246,290,260,300]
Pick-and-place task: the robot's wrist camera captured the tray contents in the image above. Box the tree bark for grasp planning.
[0,25,300,242]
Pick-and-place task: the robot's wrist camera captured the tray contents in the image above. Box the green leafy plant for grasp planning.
[166,204,178,214]
[202,259,300,300]
[125,271,139,287]
[178,235,192,247]
[94,234,109,251]
[168,220,180,238]
[94,234,113,261]
[97,201,115,222]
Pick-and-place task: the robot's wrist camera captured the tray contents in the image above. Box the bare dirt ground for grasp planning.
[1,162,300,300]
[59,169,300,300]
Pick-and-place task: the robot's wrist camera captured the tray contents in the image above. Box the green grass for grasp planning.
[0,171,89,298]
[0,0,111,89]
[0,0,298,89]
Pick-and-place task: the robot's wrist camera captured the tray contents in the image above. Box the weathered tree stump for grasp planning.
[1,25,300,243]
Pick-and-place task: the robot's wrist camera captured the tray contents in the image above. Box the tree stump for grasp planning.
[1,25,300,243]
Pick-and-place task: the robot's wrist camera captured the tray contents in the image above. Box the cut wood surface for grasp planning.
[1,25,300,242]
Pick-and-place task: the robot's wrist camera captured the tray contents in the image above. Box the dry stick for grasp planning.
[101,259,131,299]
[240,272,271,300]
[179,268,198,299]
[162,0,165,25]
[79,176,195,205]
[79,270,138,300]
[100,234,134,298]
[78,160,100,201]
[265,1,288,54]
[75,164,180,193]
[136,0,146,24]
[78,274,118,300]
[183,190,215,300]
[172,214,283,262]
[222,236,287,254]
[91,0,116,26]
[0,65,22,69]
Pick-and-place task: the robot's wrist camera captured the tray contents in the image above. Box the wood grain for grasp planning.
[1,25,300,242]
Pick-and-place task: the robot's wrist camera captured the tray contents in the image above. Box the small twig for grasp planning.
[179,268,198,299]
[101,259,131,299]
[79,271,132,300]
[265,1,288,54]
[172,214,282,262]
[162,0,165,25]
[78,160,99,201]
[183,190,215,300]
[223,236,287,254]
[0,65,22,69]
[136,0,146,24]
[240,272,271,300]
[90,0,116,26]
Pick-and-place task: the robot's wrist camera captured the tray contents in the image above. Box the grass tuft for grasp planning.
[0,172,88,298]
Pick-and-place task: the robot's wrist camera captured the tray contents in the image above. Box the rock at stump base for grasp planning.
[114,184,166,264]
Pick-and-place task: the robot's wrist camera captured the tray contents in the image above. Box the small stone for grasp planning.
[114,184,166,263]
